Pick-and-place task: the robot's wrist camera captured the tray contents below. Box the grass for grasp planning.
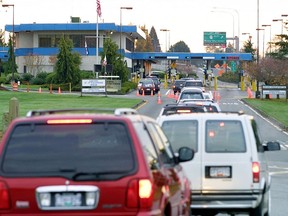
[242,98,288,128]
[0,91,143,134]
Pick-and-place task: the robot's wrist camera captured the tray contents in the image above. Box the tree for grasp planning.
[269,34,288,59]
[149,26,161,52]
[101,38,129,82]
[0,29,6,46]
[242,38,256,61]
[55,35,81,86]
[5,35,17,77]
[169,41,190,52]
[135,25,153,52]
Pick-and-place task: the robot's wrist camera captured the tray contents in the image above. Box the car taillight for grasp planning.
[0,181,10,209]
[126,179,153,209]
[252,162,260,183]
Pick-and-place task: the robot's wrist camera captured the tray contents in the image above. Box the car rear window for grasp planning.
[205,120,246,153]
[2,122,135,176]
[180,92,204,100]
[185,81,203,87]
[161,120,198,152]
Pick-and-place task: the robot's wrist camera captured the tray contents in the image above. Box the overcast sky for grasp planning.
[1,0,287,52]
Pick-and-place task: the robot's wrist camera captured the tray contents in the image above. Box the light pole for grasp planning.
[2,4,15,83]
[256,28,265,58]
[255,0,260,98]
[262,24,271,54]
[160,29,170,52]
[272,19,284,35]
[120,7,133,56]
[211,10,235,49]
[212,7,240,52]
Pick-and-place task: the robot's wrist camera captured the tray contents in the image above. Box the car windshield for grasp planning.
[3,122,135,175]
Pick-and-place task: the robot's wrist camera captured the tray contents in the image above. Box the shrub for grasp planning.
[21,73,34,82]
[218,71,239,83]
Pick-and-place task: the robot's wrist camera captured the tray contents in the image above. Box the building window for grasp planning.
[39,37,52,47]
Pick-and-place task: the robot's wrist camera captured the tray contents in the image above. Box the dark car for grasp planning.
[0,108,194,215]
[172,79,186,94]
[146,75,161,93]
[137,78,156,95]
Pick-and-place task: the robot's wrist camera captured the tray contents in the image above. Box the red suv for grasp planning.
[0,108,194,215]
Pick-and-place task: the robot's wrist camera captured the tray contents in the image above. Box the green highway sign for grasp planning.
[203,32,226,46]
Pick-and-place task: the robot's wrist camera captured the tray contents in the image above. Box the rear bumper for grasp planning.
[191,190,263,209]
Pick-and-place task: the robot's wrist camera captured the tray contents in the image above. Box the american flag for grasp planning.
[97,0,102,17]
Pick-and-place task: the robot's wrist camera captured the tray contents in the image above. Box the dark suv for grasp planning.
[0,108,194,215]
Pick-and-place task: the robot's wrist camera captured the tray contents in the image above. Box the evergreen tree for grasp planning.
[149,26,161,52]
[242,38,256,61]
[101,38,129,82]
[169,41,190,52]
[5,35,17,78]
[55,35,81,85]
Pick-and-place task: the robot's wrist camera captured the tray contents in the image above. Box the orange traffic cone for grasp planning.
[168,89,174,98]
[157,92,162,104]
[151,90,154,97]
[247,87,253,98]
[142,89,145,96]
[58,86,61,94]
[38,87,42,93]
[217,92,221,103]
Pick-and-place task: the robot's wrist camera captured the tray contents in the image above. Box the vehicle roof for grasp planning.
[157,111,250,122]
[180,87,203,92]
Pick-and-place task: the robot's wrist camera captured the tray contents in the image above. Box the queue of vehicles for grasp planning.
[0,77,281,216]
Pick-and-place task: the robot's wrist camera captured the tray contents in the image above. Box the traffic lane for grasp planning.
[134,88,177,119]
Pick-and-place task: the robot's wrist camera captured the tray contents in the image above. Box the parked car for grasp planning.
[172,79,186,94]
[183,79,205,92]
[0,108,194,215]
[157,112,281,216]
[137,78,156,95]
[146,75,161,93]
[176,87,205,103]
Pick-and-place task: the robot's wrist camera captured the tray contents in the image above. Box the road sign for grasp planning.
[204,32,226,46]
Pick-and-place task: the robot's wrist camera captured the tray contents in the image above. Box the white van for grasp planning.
[157,112,280,216]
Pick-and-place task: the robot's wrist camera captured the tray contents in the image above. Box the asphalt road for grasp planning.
[129,80,288,216]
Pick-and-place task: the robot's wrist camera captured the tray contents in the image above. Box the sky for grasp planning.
[0,0,287,53]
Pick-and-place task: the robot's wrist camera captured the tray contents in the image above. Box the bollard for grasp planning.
[9,97,19,121]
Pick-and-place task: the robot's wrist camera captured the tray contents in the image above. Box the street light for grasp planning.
[160,29,170,52]
[212,7,240,52]
[2,4,15,83]
[211,10,235,47]
[262,24,271,54]
[120,6,133,56]
[272,19,284,35]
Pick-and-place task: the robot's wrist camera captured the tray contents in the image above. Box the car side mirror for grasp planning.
[178,147,194,162]
[264,141,281,151]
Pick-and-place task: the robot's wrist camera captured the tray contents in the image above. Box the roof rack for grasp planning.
[26,108,138,117]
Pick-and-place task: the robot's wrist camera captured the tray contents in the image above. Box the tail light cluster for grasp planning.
[126,179,153,209]
[0,181,10,209]
[252,162,260,183]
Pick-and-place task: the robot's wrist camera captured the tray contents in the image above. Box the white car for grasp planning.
[157,112,280,216]
[176,87,204,103]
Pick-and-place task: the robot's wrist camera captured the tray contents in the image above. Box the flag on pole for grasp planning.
[102,55,107,66]
[85,41,89,55]
[97,0,102,17]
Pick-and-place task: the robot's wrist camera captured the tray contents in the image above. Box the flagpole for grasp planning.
[96,3,99,78]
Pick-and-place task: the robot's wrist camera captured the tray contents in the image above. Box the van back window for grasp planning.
[206,120,246,153]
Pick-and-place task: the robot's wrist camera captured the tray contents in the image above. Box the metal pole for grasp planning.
[256,0,260,98]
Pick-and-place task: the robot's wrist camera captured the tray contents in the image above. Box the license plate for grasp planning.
[146,88,150,91]
[209,166,231,178]
[55,193,82,207]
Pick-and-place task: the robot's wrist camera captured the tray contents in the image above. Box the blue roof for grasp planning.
[5,23,136,33]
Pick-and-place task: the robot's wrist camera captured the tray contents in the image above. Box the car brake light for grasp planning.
[176,109,192,113]
[0,181,10,209]
[47,119,93,124]
[252,162,260,183]
[126,179,153,209]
